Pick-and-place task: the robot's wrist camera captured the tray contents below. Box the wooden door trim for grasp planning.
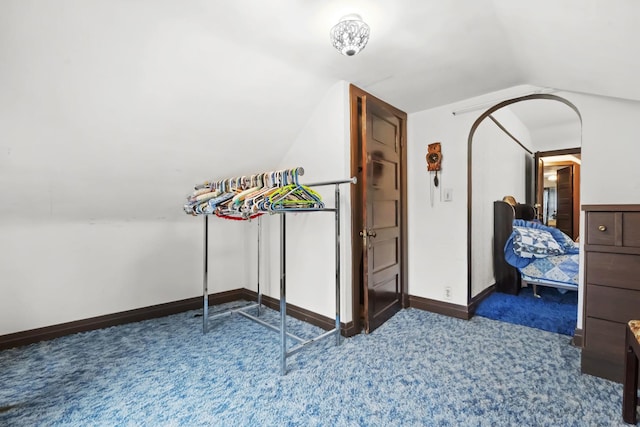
[535,153,544,220]
[349,85,364,335]
[572,163,581,239]
[535,147,582,158]
[349,84,408,334]
[542,160,578,167]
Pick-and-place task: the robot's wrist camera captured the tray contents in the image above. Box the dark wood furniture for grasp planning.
[493,201,537,295]
[623,320,640,424]
[493,201,521,295]
[494,201,521,295]
[582,205,640,383]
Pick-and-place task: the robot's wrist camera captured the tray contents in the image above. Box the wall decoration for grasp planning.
[427,142,442,187]
[426,142,443,206]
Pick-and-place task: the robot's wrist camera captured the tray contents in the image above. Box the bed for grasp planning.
[493,200,580,297]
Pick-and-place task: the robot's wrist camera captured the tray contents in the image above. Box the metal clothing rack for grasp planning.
[201,176,357,375]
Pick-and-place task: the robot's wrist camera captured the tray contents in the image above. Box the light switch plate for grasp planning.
[443,188,453,201]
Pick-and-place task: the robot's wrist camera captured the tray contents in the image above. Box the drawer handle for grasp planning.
[598,225,607,232]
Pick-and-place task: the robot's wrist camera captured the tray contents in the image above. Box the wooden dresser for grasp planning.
[582,204,640,382]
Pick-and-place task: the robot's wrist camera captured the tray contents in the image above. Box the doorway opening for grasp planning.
[467,94,583,337]
[535,148,581,241]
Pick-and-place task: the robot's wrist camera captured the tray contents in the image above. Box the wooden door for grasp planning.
[556,165,574,238]
[361,97,405,333]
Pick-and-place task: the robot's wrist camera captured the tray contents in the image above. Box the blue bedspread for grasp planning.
[503,220,580,287]
[504,220,579,268]
[519,254,580,286]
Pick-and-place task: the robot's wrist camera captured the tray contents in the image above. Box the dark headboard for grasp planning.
[514,203,536,221]
[493,201,520,295]
[493,201,537,294]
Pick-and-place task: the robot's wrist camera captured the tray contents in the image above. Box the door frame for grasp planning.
[534,147,581,239]
[349,84,409,335]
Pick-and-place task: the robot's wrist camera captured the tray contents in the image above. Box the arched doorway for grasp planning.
[466,94,583,335]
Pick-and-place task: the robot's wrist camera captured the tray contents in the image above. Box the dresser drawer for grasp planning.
[587,212,617,246]
[586,252,640,290]
[586,284,640,323]
[584,317,626,359]
[623,212,640,248]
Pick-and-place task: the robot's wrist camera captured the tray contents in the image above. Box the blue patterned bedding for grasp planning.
[512,225,564,258]
[519,254,580,287]
[503,220,580,287]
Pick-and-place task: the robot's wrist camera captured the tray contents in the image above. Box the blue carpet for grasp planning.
[0,303,631,426]
[475,286,578,336]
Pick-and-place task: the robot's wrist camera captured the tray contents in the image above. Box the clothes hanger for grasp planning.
[256,171,281,211]
[241,172,272,213]
[232,174,263,208]
[267,173,324,211]
[236,184,265,210]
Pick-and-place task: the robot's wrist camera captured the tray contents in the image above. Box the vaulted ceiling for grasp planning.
[197,0,640,112]
[1,0,637,219]
[3,0,637,139]
[138,0,640,139]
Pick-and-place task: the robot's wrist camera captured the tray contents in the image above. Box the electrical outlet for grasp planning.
[444,286,452,300]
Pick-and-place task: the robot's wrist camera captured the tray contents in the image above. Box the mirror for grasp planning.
[467,94,582,301]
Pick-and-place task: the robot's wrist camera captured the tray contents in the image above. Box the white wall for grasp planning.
[0,219,250,335]
[409,86,640,331]
[492,107,533,148]
[566,93,640,205]
[0,78,350,336]
[530,121,582,152]
[254,81,353,322]
[4,9,639,339]
[407,107,470,305]
[407,86,539,305]
[0,1,334,335]
[471,108,532,296]
[557,92,640,328]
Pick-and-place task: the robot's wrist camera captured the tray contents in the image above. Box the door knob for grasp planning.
[360,229,377,241]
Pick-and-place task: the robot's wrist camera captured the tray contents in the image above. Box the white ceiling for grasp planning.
[2,0,638,215]
[4,0,637,132]
[191,0,639,141]
[192,0,640,113]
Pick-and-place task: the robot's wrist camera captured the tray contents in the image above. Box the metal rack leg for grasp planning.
[280,214,287,375]
[203,215,209,334]
[257,216,262,316]
[335,184,341,345]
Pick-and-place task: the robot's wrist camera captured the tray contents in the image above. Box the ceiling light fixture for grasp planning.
[330,14,370,56]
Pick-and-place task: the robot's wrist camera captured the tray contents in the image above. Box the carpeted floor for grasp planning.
[0,303,631,426]
[474,286,578,336]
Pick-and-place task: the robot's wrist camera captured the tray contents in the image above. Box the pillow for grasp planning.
[512,225,564,259]
[503,234,534,268]
[513,219,579,254]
